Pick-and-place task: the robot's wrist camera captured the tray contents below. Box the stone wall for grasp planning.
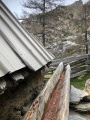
[0,70,44,120]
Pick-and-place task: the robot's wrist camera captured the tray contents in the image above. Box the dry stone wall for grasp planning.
[0,70,44,120]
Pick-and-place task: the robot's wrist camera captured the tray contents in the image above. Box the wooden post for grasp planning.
[86,54,90,72]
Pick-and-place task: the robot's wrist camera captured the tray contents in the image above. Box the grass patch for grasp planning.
[44,70,55,79]
[44,74,52,79]
[45,71,90,90]
[71,72,90,90]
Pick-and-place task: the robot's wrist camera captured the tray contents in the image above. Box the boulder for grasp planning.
[73,102,90,112]
[22,106,30,115]
[85,79,90,95]
[70,85,88,104]
[83,90,90,102]
[82,79,90,101]
[69,110,90,120]
[83,95,90,101]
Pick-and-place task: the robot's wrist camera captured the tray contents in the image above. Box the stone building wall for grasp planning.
[0,70,44,120]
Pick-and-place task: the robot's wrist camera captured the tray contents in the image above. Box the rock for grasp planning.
[82,79,90,101]
[85,79,90,94]
[70,85,88,104]
[82,90,89,98]
[22,106,30,115]
[82,90,90,102]
[83,95,90,101]
[69,110,90,120]
[73,102,90,112]
[46,41,77,59]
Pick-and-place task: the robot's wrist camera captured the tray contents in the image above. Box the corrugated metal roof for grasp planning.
[0,1,54,78]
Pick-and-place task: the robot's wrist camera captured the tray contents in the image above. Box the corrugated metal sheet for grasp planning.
[0,1,54,78]
[0,35,26,77]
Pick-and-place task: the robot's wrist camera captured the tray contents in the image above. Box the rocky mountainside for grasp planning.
[21,0,90,58]
[21,0,83,42]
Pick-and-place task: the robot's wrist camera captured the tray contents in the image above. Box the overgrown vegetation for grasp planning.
[71,72,90,90]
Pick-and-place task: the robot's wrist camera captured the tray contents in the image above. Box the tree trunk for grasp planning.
[84,6,88,54]
[42,0,45,46]
[85,30,88,54]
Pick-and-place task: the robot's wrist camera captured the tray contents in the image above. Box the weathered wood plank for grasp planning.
[71,62,86,69]
[50,54,89,66]
[86,65,90,72]
[57,65,71,120]
[70,59,86,67]
[44,68,56,75]
[71,71,87,79]
[85,60,90,65]
[45,72,53,75]
[23,62,64,120]
[71,66,86,74]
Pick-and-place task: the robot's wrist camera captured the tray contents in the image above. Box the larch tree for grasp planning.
[74,1,90,54]
[22,0,64,46]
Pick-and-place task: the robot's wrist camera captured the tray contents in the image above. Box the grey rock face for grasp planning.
[73,103,90,112]
[70,85,88,104]
[85,79,90,89]
[83,95,90,102]
[85,79,90,95]
[69,110,90,120]
[22,106,30,115]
